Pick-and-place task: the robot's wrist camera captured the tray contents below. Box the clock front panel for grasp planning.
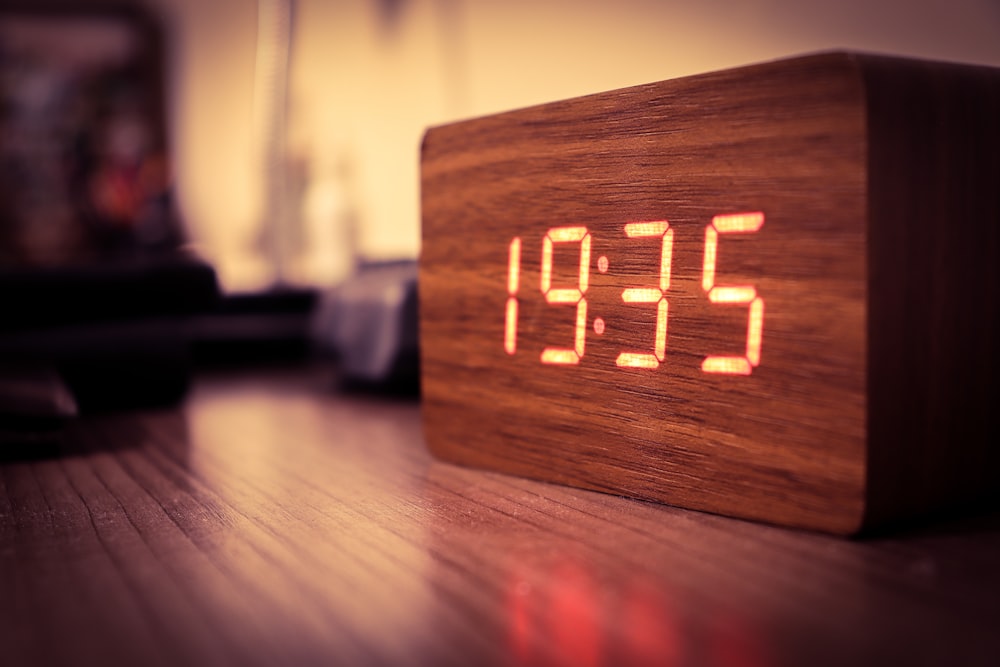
[420,54,869,533]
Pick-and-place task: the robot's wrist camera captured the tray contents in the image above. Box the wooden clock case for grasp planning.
[419,52,1000,535]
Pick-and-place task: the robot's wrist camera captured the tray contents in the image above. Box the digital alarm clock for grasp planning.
[418,52,1000,534]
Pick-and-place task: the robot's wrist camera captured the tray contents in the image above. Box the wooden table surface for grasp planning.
[3,367,999,667]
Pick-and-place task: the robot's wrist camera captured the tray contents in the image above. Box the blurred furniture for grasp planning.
[311,259,419,389]
[0,258,219,413]
[0,5,224,414]
[1,367,998,666]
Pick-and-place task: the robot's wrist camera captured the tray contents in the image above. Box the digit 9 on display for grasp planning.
[419,52,1000,534]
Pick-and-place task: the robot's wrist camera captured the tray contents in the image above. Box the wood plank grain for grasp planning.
[2,368,1000,666]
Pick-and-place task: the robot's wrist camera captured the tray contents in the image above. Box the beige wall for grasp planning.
[151,0,1000,290]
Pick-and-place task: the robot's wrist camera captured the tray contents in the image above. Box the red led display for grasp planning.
[506,214,763,373]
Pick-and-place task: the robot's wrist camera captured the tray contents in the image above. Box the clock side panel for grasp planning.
[419,54,869,534]
[862,55,1000,528]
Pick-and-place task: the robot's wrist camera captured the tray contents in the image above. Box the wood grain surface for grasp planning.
[419,52,1000,535]
[3,367,1000,666]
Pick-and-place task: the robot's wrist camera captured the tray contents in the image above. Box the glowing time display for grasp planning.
[504,212,765,375]
[420,52,1000,534]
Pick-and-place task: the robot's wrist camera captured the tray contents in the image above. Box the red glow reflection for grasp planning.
[507,560,602,667]
[549,561,602,667]
[508,571,533,666]
[621,580,682,666]
[505,559,773,667]
[710,613,772,667]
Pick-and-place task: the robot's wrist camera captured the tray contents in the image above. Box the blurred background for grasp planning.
[1,0,999,414]
[4,0,1000,290]
[116,0,1000,290]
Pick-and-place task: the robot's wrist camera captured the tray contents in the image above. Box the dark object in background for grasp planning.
[0,258,219,413]
[0,364,76,445]
[0,4,219,425]
[0,4,180,267]
[312,260,419,393]
[0,258,218,335]
[193,262,419,392]
[190,288,319,367]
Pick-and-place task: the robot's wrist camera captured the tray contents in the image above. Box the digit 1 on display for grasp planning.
[504,237,521,355]
[701,212,765,375]
[616,221,673,369]
[540,227,591,365]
